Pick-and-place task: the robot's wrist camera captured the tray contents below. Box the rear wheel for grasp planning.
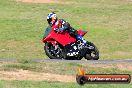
[44,42,62,59]
[85,42,99,60]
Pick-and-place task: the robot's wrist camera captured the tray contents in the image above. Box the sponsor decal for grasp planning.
[76,67,131,85]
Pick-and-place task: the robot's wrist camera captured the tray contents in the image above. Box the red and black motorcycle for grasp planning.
[42,27,99,60]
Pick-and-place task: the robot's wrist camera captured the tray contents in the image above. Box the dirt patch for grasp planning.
[116,64,132,71]
[88,64,132,71]
[16,0,60,3]
[127,0,132,2]
[89,64,114,69]
[0,69,75,82]
[0,62,131,82]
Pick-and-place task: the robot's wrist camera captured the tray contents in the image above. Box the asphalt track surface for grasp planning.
[0,58,132,64]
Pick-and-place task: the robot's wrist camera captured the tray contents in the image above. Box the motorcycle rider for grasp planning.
[47,12,87,46]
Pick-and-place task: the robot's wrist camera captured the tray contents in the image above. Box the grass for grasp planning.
[0,80,131,88]
[2,61,132,75]
[0,0,132,60]
[0,1,132,87]
[0,61,132,88]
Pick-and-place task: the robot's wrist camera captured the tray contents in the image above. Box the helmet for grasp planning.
[47,12,58,26]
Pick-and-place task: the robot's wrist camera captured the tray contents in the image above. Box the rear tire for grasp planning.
[85,42,99,60]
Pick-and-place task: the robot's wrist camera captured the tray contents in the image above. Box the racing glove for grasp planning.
[54,28,65,33]
[54,28,59,32]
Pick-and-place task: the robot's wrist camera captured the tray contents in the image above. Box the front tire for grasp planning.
[44,42,62,59]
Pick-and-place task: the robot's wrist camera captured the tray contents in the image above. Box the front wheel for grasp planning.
[44,42,62,59]
[85,42,99,60]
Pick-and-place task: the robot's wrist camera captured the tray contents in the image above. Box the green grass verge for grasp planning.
[0,80,131,88]
[2,61,132,75]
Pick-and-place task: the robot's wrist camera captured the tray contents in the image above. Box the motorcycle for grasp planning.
[42,26,99,60]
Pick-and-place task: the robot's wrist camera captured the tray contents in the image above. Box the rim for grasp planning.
[90,50,98,58]
[47,43,62,58]
[86,43,99,60]
[90,45,99,59]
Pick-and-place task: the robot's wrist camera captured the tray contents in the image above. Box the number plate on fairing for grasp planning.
[64,42,79,56]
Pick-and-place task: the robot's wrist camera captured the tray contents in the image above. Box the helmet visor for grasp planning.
[47,18,52,25]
